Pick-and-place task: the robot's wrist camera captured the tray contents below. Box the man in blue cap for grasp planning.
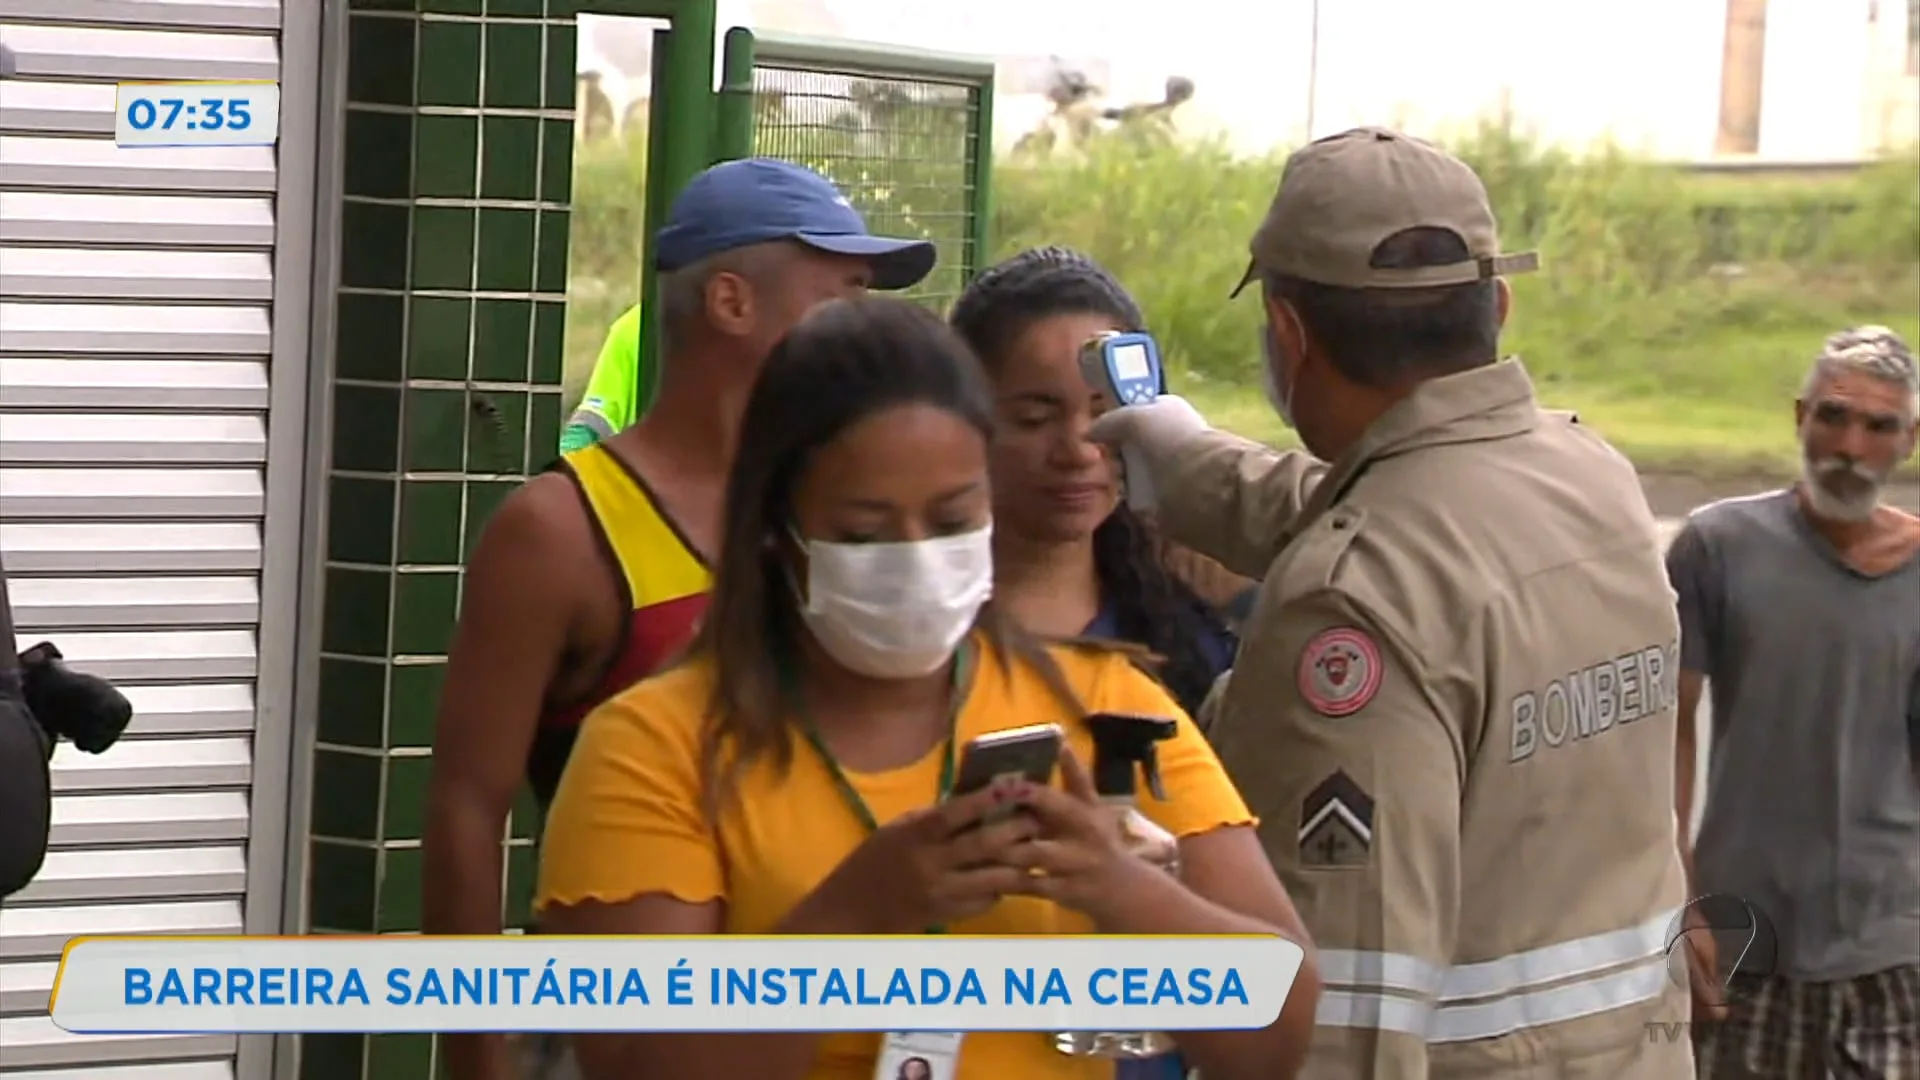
[561,156,936,451]
[423,158,934,1080]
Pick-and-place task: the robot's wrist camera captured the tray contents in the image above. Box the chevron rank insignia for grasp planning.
[1298,770,1375,869]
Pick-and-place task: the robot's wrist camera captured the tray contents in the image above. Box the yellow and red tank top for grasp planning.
[525,442,711,806]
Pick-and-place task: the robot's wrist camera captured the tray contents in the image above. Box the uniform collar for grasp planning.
[1305,359,1542,516]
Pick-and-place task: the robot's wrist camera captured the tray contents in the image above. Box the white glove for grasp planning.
[1085,396,1213,512]
[1086,395,1211,463]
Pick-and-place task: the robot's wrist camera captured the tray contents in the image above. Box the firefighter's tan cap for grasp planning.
[1230,126,1540,296]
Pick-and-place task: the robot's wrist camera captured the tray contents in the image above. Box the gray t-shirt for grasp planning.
[1667,490,1920,981]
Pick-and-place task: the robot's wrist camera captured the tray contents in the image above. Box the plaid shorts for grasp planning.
[1696,963,1920,1079]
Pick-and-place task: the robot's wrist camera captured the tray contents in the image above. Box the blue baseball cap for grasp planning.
[653,158,937,290]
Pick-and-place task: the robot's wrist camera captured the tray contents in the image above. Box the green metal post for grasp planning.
[627,0,721,415]
[968,76,996,277]
[658,0,718,198]
[715,27,757,163]
[632,27,677,411]
[641,28,676,273]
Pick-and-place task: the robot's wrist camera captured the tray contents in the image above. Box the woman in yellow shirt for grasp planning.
[536,296,1321,1080]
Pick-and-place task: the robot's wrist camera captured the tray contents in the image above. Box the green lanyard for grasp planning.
[787,644,973,933]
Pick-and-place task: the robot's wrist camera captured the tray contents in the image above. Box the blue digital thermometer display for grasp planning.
[1079,331,1165,511]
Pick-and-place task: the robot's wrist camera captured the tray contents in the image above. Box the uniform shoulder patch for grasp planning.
[1296,626,1383,717]
[1298,769,1375,870]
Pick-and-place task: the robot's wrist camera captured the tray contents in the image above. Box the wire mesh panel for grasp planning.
[751,59,987,313]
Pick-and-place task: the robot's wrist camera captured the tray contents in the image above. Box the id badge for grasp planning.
[873,1031,963,1080]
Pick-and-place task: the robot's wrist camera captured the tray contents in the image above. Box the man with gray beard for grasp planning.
[1666,325,1920,1079]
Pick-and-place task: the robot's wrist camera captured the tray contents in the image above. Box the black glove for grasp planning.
[4,670,54,762]
[0,668,53,896]
[19,642,133,755]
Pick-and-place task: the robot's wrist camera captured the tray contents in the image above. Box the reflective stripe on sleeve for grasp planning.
[1315,908,1679,1044]
[567,409,617,441]
[559,412,617,455]
[1428,956,1668,1043]
[1316,957,1670,1044]
[1316,948,1446,999]
[1438,910,1671,1002]
[1316,989,1434,1039]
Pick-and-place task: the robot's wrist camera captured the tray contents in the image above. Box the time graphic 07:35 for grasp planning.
[115,81,280,148]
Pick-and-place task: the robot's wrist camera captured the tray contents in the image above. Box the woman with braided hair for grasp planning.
[950,247,1244,719]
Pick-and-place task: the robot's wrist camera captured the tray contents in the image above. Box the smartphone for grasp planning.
[951,723,1064,800]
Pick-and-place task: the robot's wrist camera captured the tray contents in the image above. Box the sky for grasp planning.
[581,0,1920,160]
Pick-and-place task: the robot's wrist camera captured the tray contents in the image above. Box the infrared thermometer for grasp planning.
[1079,330,1165,512]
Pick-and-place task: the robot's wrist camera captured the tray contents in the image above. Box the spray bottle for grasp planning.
[1053,713,1189,1078]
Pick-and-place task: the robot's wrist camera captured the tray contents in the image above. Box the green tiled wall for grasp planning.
[308,1,588,1076]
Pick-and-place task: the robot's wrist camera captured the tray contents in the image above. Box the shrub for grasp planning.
[990,124,1917,392]
[562,118,1920,424]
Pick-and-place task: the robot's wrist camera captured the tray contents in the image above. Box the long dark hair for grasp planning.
[690,296,1083,808]
[950,246,1229,714]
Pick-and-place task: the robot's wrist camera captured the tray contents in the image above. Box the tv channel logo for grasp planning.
[1663,893,1779,1008]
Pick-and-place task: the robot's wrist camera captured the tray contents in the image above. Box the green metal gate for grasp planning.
[573,3,996,440]
[717,30,996,314]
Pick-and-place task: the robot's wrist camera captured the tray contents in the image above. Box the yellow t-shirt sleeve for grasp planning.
[535,685,725,914]
[1088,653,1257,839]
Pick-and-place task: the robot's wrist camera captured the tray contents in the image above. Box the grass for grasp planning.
[561,117,1920,478]
[1187,312,1920,476]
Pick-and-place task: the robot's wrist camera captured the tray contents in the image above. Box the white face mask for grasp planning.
[792,524,995,679]
[1259,323,1296,430]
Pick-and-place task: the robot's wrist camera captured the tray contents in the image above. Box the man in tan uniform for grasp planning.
[1091,127,1693,1078]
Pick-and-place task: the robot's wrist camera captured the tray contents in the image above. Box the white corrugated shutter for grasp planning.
[0,3,279,1077]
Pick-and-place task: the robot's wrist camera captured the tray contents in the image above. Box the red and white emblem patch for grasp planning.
[1296,627,1383,718]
